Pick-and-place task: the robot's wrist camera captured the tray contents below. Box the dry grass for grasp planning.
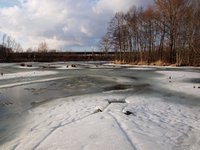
[113,60,126,64]
[150,60,170,66]
[137,61,148,65]
[114,59,173,66]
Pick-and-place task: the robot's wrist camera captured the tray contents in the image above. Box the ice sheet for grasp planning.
[0,65,200,150]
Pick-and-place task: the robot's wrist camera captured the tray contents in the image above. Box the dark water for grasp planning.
[185,78,200,84]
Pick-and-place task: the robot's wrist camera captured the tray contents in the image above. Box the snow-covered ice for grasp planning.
[57,65,82,70]
[2,92,200,150]
[0,76,66,89]
[128,67,156,71]
[16,66,39,69]
[155,70,200,96]
[0,71,57,80]
[0,63,200,150]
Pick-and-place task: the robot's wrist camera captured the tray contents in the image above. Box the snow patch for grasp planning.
[155,71,200,97]
[0,77,66,89]
[0,71,58,80]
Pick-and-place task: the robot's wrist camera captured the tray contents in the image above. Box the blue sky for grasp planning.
[0,0,20,8]
[0,0,153,51]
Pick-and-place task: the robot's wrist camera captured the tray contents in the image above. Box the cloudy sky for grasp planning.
[0,0,153,51]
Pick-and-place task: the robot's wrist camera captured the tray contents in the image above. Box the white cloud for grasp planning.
[92,0,153,14]
[0,0,153,51]
[62,26,69,32]
[93,0,136,14]
[80,25,92,37]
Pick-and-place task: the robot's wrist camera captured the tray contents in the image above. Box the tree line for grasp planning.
[0,34,23,61]
[0,34,51,61]
[1,34,23,52]
[100,0,200,66]
[0,51,114,62]
[0,35,113,62]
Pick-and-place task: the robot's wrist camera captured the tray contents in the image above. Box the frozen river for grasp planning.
[0,62,200,150]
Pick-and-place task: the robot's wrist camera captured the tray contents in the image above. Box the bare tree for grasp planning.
[155,0,192,64]
[38,42,48,53]
[98,35,111,53]
[102,0,200,66]
[107,12,128,62]
[2,34,7,46]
